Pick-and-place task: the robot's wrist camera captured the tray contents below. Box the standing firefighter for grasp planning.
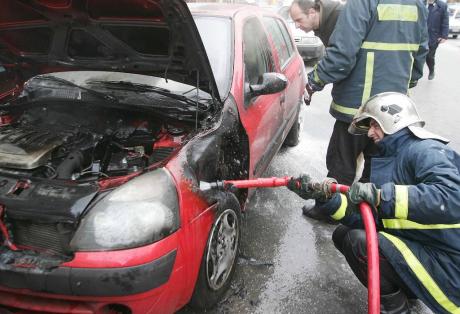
[298,0,429,222]
[289,92,460,313]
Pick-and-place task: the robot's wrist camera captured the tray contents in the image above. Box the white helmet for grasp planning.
[349,92,424,135]
[348,92,449,143]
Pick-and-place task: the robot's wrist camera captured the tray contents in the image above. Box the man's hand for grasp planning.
[348,182,381,207]
[304,82,315,106]
[288,175,337,201]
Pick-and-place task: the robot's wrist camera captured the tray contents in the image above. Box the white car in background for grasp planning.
[449,5,460,39]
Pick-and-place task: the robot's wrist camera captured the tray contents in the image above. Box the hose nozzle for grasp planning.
[199,180,225,192]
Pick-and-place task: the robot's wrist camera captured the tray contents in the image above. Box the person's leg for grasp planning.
[426,44,438,79]
[326,120,370,185]
[333,226,414,313]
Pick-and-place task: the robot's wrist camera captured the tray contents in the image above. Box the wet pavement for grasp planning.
[179,39,460,314]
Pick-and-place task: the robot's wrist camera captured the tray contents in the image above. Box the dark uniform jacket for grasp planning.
[322,129,460,313]
[308,0,429,123]
[314,0,343,46]
[427,0,449,47]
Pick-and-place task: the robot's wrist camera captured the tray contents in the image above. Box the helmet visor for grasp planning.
[348,117,371,135]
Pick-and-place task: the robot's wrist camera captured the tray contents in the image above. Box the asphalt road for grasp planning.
[179,39,460,314]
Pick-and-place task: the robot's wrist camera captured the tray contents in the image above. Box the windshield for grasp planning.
[193,16,232,98]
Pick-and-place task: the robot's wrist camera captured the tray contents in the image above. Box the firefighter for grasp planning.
[289,92,460,313]
[294,0,429,224]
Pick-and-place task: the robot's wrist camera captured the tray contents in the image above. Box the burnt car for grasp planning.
[0,1,305,313]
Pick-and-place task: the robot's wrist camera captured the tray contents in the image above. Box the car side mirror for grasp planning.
[246,72,287,98]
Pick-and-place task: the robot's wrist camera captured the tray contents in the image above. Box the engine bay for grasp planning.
[0,102,189,181]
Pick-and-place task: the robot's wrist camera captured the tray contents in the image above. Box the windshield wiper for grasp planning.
[33,76,118,103]
[87,80,210,111]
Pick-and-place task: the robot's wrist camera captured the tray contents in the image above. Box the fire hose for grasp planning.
[200,177,380,314]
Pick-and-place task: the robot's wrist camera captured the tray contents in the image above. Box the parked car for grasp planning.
[0,1,305,313]
[278,6,325,62]
[449,5,460,39]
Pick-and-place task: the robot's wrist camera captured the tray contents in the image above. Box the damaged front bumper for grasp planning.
[0,233,179,314]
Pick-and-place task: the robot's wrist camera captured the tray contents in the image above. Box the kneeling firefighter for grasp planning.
[288,92,460,313]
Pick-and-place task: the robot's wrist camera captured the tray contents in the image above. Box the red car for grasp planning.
[0,1,306,313]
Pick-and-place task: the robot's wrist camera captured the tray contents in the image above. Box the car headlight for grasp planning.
[70,168,179,251]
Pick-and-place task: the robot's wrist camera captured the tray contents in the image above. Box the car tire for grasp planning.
[283,106,302,147]
[454,35,458,39]
[189,193,241,310]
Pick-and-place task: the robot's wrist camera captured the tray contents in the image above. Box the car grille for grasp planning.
[10,219,73,255]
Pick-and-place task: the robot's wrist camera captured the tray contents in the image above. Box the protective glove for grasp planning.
[348,182,381,207]
[288,175,337,201]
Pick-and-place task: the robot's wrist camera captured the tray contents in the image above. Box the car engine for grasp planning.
[0,103,187,181]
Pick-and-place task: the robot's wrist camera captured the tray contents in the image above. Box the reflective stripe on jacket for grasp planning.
[322,129,460,313]
[308,0,429,123]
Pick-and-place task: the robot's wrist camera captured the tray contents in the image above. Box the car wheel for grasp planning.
[454,35,458,39]
[189,193,241,310]
[283,106,302,147]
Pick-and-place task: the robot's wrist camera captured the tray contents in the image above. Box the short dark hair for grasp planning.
[292,0,321,12]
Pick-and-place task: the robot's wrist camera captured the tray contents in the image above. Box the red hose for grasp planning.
[225,176,292,189]
[330,184,380,314]
[221,178,380,314]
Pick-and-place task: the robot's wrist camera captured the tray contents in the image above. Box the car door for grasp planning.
[240,17,284,177]
[263,16,305,137]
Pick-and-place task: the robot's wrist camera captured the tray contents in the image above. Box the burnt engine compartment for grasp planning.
[0,102,190,260]
[0,103,188,180]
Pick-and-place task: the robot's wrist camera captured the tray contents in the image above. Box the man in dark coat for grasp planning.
[289,92,460,313]
[426,0,449,80]
[290,0,343,46]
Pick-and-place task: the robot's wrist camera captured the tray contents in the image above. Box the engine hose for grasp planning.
[56,150,85,179]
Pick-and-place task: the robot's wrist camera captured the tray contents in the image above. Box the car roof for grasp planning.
[188,3,276,18]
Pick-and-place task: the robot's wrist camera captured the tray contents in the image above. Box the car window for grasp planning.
[243,17,275,87]
[193,16,232,98]
[263,17,293,68]
[276,19,295,55]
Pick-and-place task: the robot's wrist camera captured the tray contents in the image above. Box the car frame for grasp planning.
[0,1,306,313]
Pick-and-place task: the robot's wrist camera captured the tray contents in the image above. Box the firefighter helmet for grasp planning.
[348,92,424,135]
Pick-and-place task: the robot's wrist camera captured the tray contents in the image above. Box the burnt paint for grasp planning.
[183,95,249,207]
[0,175,98,222]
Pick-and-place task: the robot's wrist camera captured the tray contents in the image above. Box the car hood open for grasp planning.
[0,0,220,101]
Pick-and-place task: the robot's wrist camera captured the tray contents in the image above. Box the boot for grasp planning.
[302,199,339,225]
[381,289,410,314]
